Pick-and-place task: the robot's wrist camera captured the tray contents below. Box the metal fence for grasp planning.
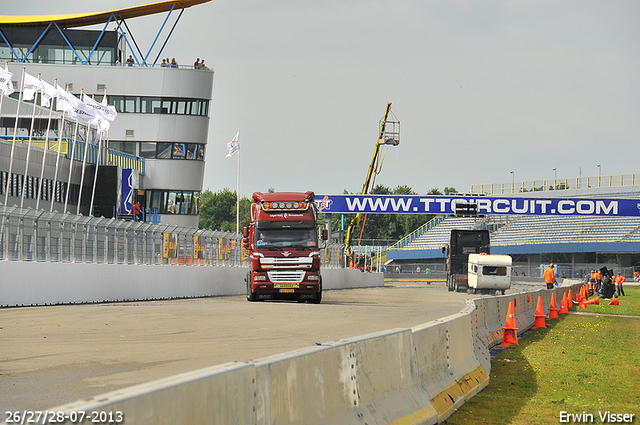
[469,173,640,195]
[0,206,346,268]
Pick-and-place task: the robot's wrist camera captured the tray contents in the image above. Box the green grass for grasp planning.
[445,286,640,425]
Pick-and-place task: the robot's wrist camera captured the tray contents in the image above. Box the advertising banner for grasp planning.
[315,194,640,217]
[194,235,204,260]
[163,232,177,259]
[120,168,139,215]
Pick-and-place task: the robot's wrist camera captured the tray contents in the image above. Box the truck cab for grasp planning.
[243,191,327,303]
[445,229,490,292]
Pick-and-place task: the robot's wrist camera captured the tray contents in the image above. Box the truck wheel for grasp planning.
[454,277,463,292]
[311,280,322,304]
[246,274,257,302]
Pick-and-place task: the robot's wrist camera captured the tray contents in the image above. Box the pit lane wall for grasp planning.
[0,262,381,307]
[30,284,581,425]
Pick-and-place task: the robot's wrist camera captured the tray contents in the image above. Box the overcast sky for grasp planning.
[5,1,640,197]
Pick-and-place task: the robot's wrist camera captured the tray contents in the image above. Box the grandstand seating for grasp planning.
[389,215,640,253]
[392,217,480,249]
[491,215,640,246]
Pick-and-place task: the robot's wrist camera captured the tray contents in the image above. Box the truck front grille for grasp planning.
[267,270,306,283]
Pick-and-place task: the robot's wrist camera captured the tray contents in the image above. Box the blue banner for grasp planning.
[314,194,640,217]
[120,169,135,215]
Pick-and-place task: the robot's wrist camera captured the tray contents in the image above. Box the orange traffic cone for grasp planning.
[579,300,587,309]
[527,295,531,303]
[533,296,547,329]
[559,293,569,314]
[583,297,600,306]
[567,289,574,308]
[548,292,559,319]
[609,297,619,306]
[579,286,587,303]
[498,301,519,346]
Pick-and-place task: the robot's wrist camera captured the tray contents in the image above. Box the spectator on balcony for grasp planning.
[126,55,135,66]
[170,58,178,68]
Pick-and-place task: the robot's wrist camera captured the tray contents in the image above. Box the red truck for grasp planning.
[243,191,327,303]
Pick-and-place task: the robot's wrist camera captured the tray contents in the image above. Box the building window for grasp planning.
[110,95,209,116]
[156,143,173,159]
[108,141,205,160]
[140,142,156,158]
[147,190,201,215]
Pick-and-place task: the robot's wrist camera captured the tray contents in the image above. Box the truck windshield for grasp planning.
[255,228,317,249]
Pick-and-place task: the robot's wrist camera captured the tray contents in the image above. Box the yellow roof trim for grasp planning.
[0,0,211,28]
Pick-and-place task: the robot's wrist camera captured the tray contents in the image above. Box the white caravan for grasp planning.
[467,254,512,295]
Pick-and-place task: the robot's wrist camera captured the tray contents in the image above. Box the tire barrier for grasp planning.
[23,283,584,425]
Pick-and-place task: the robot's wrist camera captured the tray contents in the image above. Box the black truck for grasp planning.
[444,229,490,292]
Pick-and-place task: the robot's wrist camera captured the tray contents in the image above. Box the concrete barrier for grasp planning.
[11,283,588,425]
[0,262,383,307]
[41,362,257,425]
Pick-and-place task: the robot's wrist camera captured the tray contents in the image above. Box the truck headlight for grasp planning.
[307,275,319,281]
[253,275,267,281]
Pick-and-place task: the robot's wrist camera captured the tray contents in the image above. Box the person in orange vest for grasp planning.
[615,272,626,296]
[589,270,596,285]
[595,269,602,292]
[544,263,556,290]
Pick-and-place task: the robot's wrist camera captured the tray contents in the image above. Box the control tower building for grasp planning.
[0,0,213,227]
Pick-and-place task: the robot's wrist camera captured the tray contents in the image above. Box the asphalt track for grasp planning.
[0,280,535,414]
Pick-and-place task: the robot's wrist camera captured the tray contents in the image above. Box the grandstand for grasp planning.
[386,178,640,276]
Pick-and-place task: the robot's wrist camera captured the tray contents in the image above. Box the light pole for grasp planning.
[510,170,514,193]
[553,167,557,189]
[597,164,601,187]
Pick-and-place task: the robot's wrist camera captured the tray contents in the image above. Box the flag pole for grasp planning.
[4,67,25,208]
[89,87,108,217]
[50,83,68,212]
[76,93,96,214]
[20,73,42,208]
[64,88,83,214]
[89,132,103,217]
[36,78,56,211]
[236,146,240,234]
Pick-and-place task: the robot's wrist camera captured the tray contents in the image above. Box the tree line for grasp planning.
[198,185,458,244]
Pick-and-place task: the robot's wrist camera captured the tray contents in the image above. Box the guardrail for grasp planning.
[33,283,581,425]
[470,173,639,195]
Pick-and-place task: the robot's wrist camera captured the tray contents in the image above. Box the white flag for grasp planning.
[83,93,117,122]
[40,80,58,107]
[0,68,14,97]
[226,131,240,157]
[56,89,80,119]
[92,116,111,133]
[74,100,96,121]
[23,72,44,101]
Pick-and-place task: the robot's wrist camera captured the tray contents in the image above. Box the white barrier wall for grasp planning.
[0,262,383,307]
[4,277,582,425]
